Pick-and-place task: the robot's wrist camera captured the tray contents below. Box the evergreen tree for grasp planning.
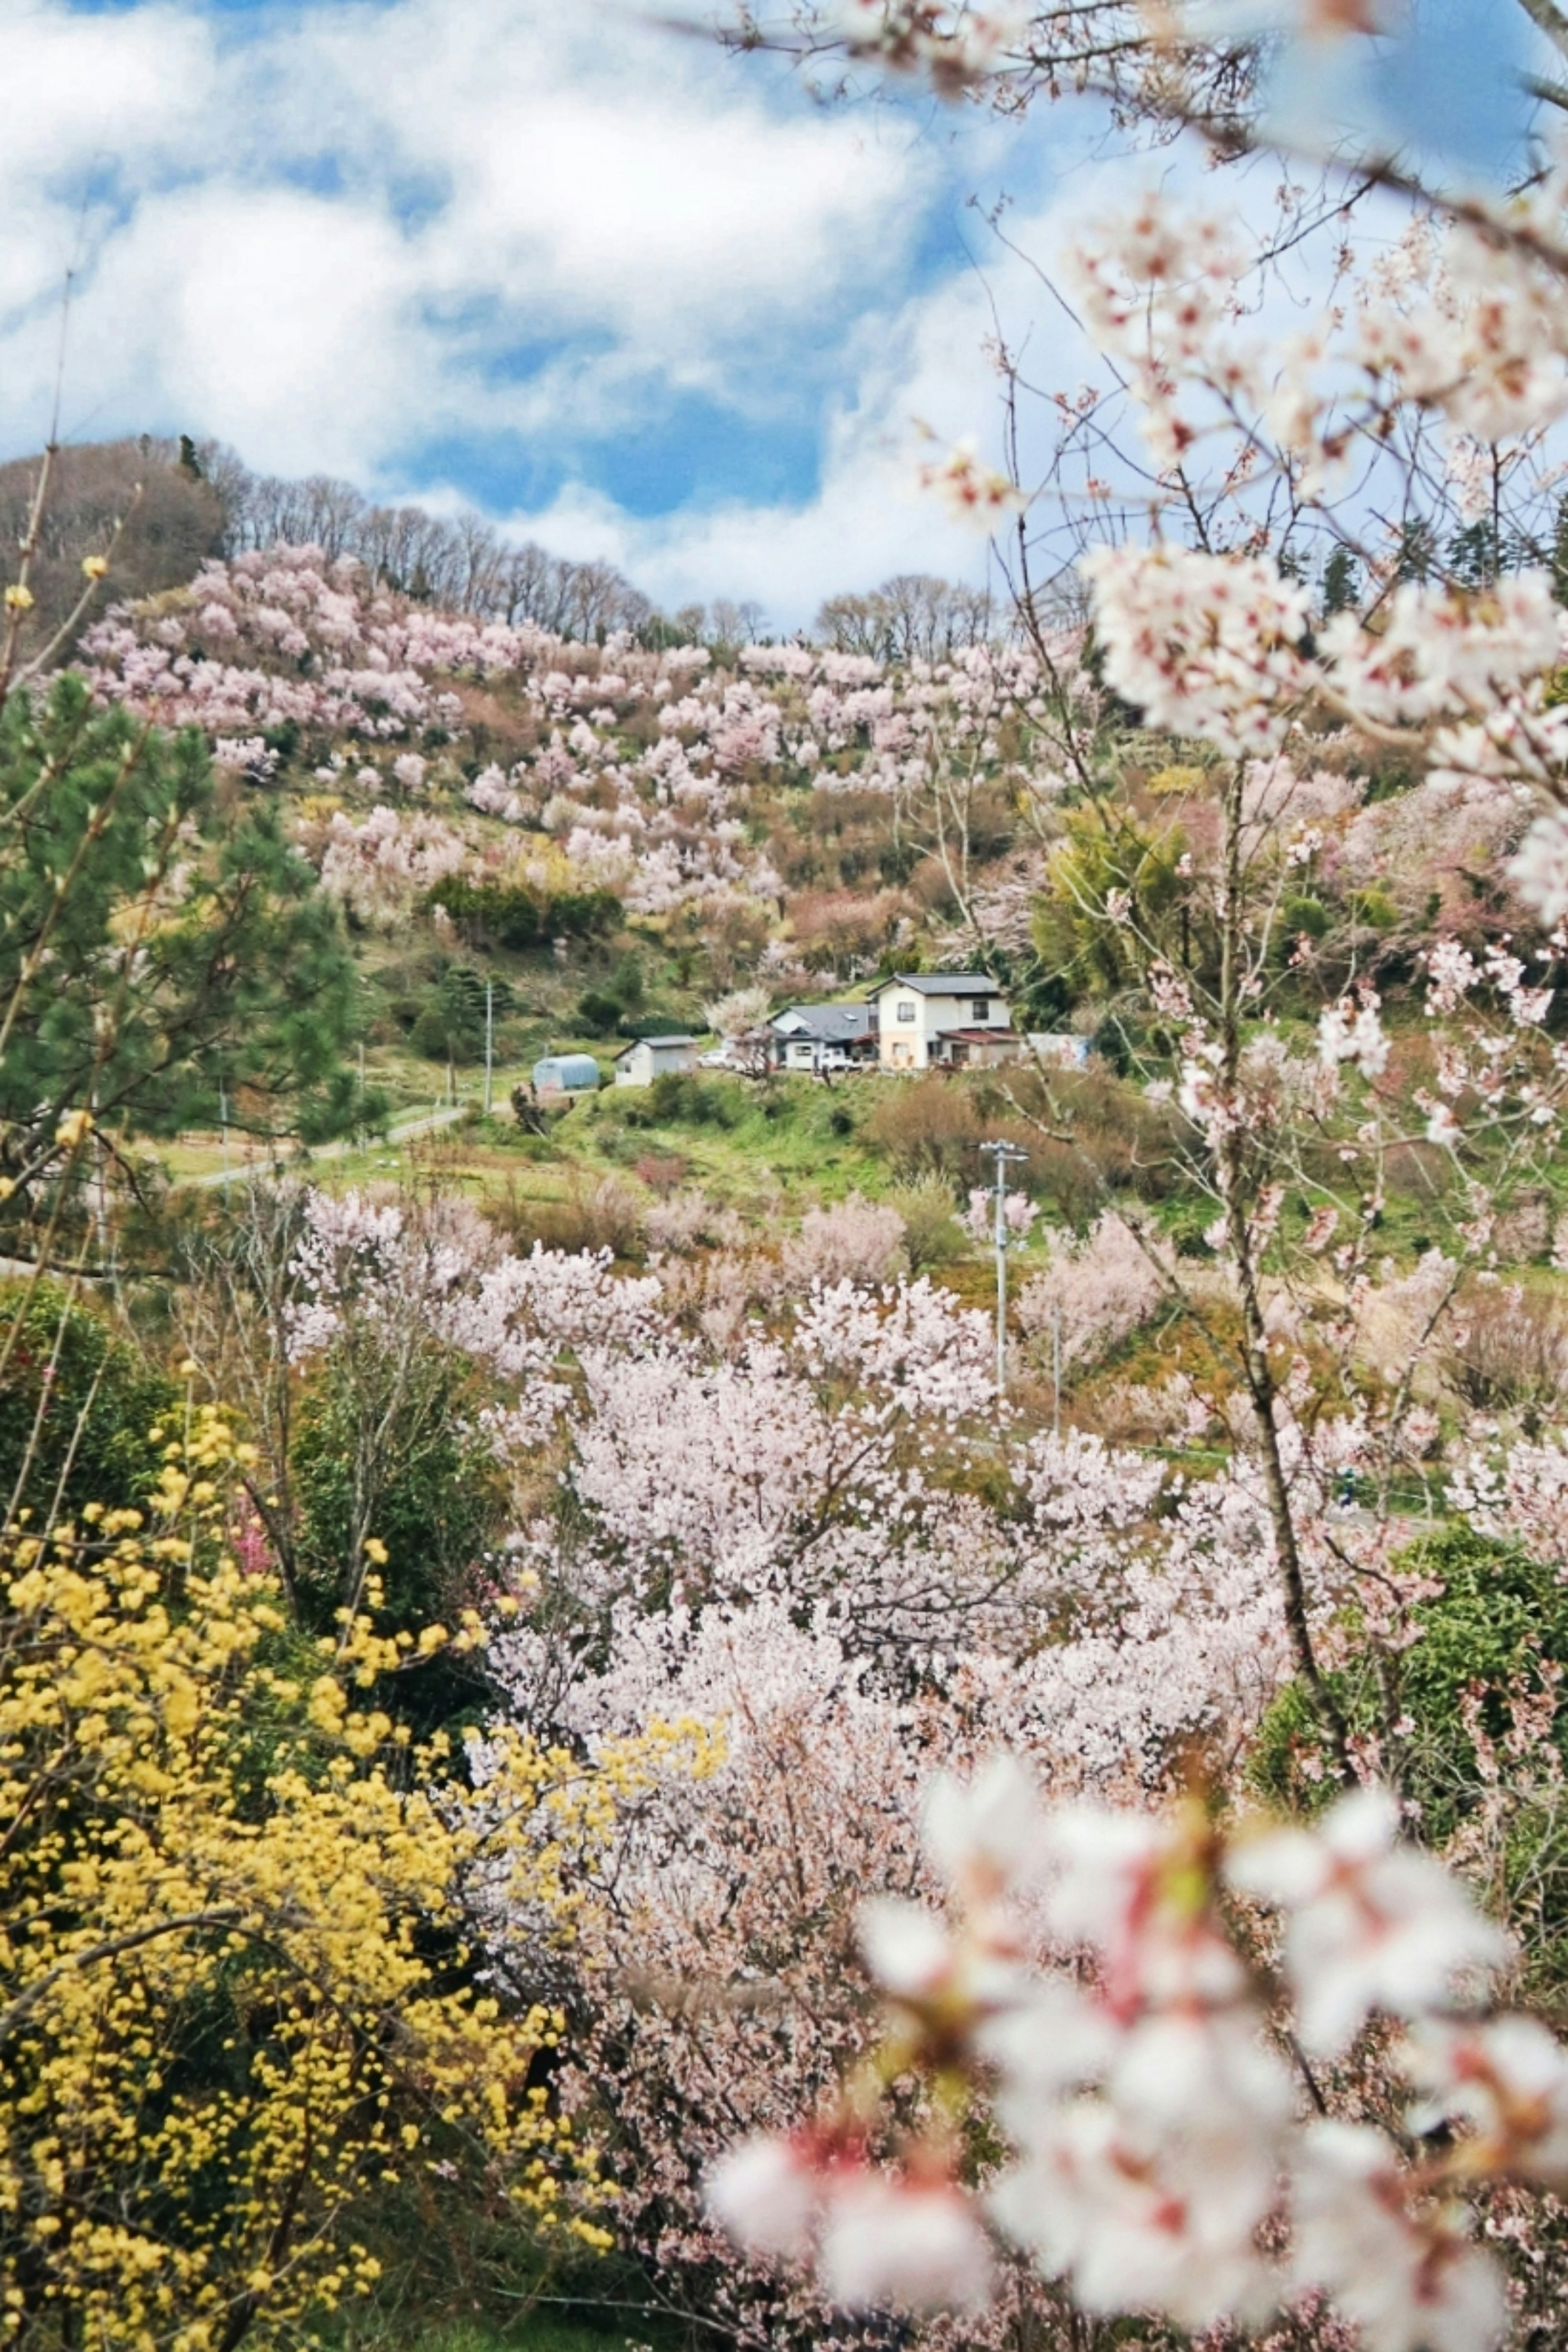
[1321,544,1361,615]
[1393,517,1438,584]
[0,674,369,1208]
[1448,517,1503,590]
[1550,493,1568,607]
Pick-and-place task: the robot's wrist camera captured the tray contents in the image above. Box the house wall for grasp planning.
[880,989,928,1070]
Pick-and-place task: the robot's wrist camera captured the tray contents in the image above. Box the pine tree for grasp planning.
[0,674,368,1212]
[1321,544,1361,615]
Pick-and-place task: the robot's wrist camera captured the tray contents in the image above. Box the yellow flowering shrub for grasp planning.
[0,1405,702,2352]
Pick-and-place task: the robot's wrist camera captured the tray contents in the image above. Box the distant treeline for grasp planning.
[200,440,668,639]
[0,430,1001,660]
[0,437,226,656]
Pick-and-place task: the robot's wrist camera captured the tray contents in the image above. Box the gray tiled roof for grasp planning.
[770,1002,876,1042]
[866,972,1001,996]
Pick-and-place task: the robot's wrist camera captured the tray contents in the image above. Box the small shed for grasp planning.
[532,1053,602,1095]
[614,1035,698,1088]
[1028,1033,1091,1071]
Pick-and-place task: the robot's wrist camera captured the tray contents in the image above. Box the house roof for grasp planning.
[865,972,1002,998]
[613,1034,695,1058]
[944,1027,1018,1043]
[770,1002,876,1042]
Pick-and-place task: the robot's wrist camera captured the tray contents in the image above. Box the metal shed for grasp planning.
[613,1036,698,1087]
[532,1054,602,1094]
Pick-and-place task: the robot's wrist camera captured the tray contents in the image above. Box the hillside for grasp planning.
[45,526,1557,1450]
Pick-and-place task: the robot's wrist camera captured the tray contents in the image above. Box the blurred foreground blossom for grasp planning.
[708,1771,1541,2352]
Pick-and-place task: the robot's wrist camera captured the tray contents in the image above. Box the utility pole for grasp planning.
[980,1138,1029,1396]
[1052,1300,1062,1440]
[484,978,494,1117]
[219,1078,230,1189]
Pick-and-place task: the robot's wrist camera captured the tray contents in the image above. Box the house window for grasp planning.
[897,1002,917,1023]
[971,998,990,1022]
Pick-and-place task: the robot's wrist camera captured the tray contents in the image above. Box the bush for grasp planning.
[635,1154,689,1196]
[886,1176,968,1272]
[623,1073,744,1130]
[864,1078,1100,1219]
[995,1063,1184,1201]
[864,1077,984,1180]
[292,1341,507,1734]
[1251,1528,1568,1900]
[619,1013,702,1039]
[1445,1283,1568,1416]
[0,1282,176,1522]
[576,989,626,1037]
[497,1175,647,1259]
[0,1406,621,2352]
[431,877,619,949]
[644,1192,713,1255]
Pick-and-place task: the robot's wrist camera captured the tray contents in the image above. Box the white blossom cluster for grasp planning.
[712,1763,1559,2352]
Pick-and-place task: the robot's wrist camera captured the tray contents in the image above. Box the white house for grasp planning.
[867,973,1012,1071]
[613,1035,698,1088]
[767,1002,878,1074]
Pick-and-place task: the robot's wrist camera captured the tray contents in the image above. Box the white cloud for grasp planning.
[496,177,1107,619]
[0,0,1068,616]
[74,184,421,479]
[345,4,924,353]
[0,0,933,445]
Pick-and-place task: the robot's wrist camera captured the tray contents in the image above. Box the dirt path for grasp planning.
[177,1102,469,1190]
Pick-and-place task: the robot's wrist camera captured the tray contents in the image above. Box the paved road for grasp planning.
[176,1102,469,1190]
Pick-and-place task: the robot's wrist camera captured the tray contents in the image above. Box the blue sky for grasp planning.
[0,0,1547,624]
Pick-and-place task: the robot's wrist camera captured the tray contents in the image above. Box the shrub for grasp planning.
[292,1342,507,1719]
[886,1175,968,1272]
[994,1062,1184,1201]
[618,1013,700,1040]
[0,1282,176,1522]
[0,1408,619,2352]
[1445,1283,1568,1415]
[635,1154,689,1196]
[431,876,619,948]
[864,1076,984,1179]
[577,989,625,1037]
[1251,1530,1568,1970]
[645,1191,713,1254]
[499,1175,647,1259]
[624,1072,744,1130]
